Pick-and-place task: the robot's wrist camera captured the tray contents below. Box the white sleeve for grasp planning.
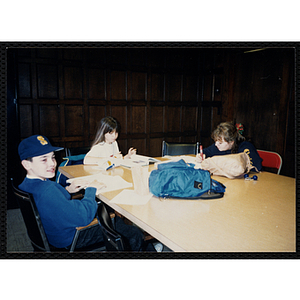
[85,141,120,158]
[85,144,106,158]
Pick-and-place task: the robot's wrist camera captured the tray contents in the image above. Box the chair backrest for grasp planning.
[162,141,199,156]
[10,178,51,252]
[97,203,125,251]
[65,146,90,157]
[257,150,282,174]
[56,154,86,187]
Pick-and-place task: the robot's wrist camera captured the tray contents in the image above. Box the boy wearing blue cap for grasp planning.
[18,135,145,251]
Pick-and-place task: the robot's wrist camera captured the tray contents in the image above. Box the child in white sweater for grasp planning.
[84,116,136,165]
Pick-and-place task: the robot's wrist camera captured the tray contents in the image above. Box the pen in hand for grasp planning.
[200,144,203,160]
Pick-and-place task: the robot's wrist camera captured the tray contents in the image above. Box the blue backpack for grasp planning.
[149,159,226,199]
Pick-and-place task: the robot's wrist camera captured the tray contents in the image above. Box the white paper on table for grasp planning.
[110,189,153,205]
[132,154,159,163]
[67,173,132,193]
[120,154,160,168]
[120,159,149,168]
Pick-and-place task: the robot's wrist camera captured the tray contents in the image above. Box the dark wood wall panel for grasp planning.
[202,74,213,102]
[183,75,198,101]
[65,105,84,136]
[110,71,126,100]
[151,73,164,101]
[129,138,147,155]
[131,72,146,100]
[131,106,146,133]
[166,106,181,133]
[88,69,106,100]
[232,49,292,153]
[149,138,164,157]
[212,105,222,132]
[201,103,213,147]
[18,63,31,98]
[168,74,182,101]
[37,64,58,99]
[111,105,127,133]
[64,66,83,99]
[39,105,60,136]
[88,105,106,137]
[182,106,198,133]
[10,47,295,178]
[19,105,33,137]
[150,106,164,133]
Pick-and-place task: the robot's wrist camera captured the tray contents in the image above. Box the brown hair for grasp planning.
[92,116,120,147]
[211,122,245,153]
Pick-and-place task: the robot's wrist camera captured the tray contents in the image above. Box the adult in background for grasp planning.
[196,122,262,171]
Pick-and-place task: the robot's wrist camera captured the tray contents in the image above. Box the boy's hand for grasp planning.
[88,179,107,194]
[66,179,90,194]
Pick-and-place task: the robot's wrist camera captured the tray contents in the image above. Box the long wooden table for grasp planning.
[59,162,296,252]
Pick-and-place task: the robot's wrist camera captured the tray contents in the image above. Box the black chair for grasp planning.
[10,178,105,252]
[65,146,90,157]
[162,141,200,156]
[97,202,127,251]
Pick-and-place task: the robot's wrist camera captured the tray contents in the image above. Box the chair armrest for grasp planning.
[76,218,98,230]
[71,191,85,199]
[75,213,115,231]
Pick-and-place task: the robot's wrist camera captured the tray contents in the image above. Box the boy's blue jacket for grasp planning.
[19,177,97,248]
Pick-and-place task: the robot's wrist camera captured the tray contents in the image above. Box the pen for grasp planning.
[106,164,114,170]
[106,160,115,170]
[200,145,203,160]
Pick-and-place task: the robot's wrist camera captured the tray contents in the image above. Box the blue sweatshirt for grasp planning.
[203,141,263,171]
[19,177,98,248]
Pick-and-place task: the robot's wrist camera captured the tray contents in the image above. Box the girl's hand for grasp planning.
[196,153,206,163]
[126,147,136,158]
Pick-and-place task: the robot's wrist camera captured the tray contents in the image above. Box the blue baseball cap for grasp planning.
[18,135,63,161]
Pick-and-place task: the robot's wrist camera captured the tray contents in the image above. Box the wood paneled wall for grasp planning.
[8,46,295,187]
[229,48,295,176]
[13,48,207,159]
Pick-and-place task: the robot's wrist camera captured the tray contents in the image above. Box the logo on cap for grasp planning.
[37,136,48,145]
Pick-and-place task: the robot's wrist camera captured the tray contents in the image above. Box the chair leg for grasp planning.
[69,231,80,252]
